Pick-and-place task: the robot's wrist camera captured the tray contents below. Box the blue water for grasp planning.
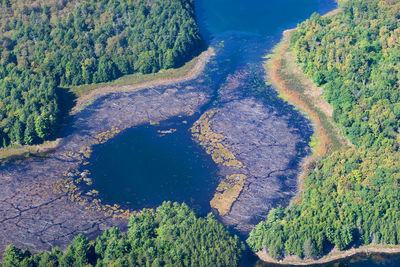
[88,117,219,215]
[196,0,337,40]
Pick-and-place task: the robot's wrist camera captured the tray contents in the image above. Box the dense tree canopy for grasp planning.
[248,0,400,260]
[291,0,400,149]
[2,202,244,266]
[0,0,203,147]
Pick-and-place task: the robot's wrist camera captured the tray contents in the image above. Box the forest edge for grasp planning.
[256,6,400,266]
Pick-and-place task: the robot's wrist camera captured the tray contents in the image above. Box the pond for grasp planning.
[88,117,219,215]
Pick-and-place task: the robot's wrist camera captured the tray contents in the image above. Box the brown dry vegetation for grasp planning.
[0,139,61,161]
[269,30,338,156]
[266,28,350,198]
[257,245,400,266]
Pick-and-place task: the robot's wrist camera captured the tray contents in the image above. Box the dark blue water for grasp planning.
[87,0,400,265]
[196,0,337,41]
[88,117,219,215]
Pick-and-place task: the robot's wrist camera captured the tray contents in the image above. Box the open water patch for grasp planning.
[87,116,219,216]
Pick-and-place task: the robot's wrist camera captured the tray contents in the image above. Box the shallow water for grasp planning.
[336,253,400,267]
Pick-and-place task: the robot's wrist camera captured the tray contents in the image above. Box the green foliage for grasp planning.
[248,0,400,259]
[291,0,400,149]
[248,148,400,259]
[0,0,203,148]
[2,202,245,266]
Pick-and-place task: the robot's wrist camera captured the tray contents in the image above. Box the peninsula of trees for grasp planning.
[2,202,244,267]
[248,0,400,260]
[0,0,203,148]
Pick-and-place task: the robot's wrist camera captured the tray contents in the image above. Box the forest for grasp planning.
[0,0,203,147]
[248,0,400,260]
[1,202,244,267]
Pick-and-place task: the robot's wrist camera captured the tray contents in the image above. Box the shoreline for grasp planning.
[0,48,214,162]
[265,27,348,199]
[72,47,215,114]
[257,245,400,266]
[255,5,399,265]
[0,139,61,162]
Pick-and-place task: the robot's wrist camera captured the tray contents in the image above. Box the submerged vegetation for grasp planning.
[0,0,203,148]
[248,0,400,260]
[2,202,244,267]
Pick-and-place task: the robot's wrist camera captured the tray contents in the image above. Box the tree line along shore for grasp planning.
[248,0,400,263]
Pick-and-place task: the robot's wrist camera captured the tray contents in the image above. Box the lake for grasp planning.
[88,0,335,222]
[87,0,400,266]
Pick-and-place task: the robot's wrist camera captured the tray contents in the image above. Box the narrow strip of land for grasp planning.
[267,29,348,158]
[257,245,400,266]
[71,47,215,113]
[265,28,349,199]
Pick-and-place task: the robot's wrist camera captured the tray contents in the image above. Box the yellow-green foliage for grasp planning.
[291,0,400,149]
[211,174,246,216]
[92,127,121,145]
